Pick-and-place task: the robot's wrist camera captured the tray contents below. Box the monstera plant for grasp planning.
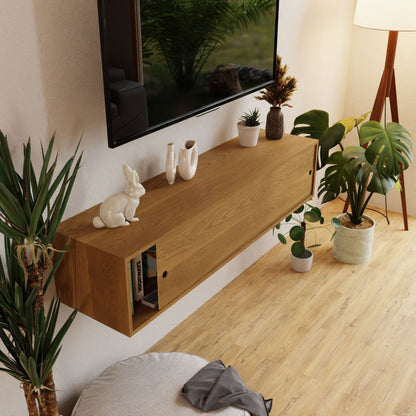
[292,109,413,264]
[292,109,413,224]
[318,120,412,224]
[0,132,81,416]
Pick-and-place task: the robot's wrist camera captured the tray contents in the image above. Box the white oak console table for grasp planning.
[54,131,317,336]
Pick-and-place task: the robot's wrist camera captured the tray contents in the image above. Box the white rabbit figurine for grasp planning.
[93,164,146,228]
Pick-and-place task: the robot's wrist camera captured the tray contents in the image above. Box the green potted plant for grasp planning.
[292,110,413,264]
[275,203,331,272]
[237,107,261,147]
[255,54,297,140]
[0,132,82,416]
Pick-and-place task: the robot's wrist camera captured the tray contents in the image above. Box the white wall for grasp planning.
[344,25,416,217]
[0,1,355,414]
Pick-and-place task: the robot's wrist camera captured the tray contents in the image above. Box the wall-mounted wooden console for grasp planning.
[54,132,317,336]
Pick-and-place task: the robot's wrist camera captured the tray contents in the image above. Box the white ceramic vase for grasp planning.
[332,214,375,264]
[237,123,260,147]
[291,249,313,273]
[178,140,198,180]
[165,142,176,185]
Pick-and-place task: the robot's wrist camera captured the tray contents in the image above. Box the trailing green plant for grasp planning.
[255,54,297,108]
[291,109,413,225]
[0,131,82,416]
[275,203,333,258]
[140,0,275,89]
[239,107,261,127]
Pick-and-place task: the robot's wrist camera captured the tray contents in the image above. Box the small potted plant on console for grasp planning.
[237,107,261,147]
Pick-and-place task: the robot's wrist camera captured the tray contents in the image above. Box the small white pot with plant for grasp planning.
[275,203,333,272]
[237,107,261,147]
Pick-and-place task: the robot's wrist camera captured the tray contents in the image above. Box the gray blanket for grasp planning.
[182,360,272,416]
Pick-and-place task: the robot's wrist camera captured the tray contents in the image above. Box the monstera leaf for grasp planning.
[338,112,370,137]
[318,147,362,203]
[360,121,413,177]
[291,110,372,171]
[291,109,345,170]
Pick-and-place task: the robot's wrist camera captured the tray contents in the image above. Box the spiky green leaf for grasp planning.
[0,132,21,197]
[0,183,27,232]
[29,167,55,237]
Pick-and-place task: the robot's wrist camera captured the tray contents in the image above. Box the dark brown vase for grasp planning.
[266,106,284,140]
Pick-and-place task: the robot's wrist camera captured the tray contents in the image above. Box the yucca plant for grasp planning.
[0,131,82,416]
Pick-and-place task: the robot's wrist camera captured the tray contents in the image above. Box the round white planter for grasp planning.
[291,249,313,273]
[333,214,375,264]
[237,123,260,147]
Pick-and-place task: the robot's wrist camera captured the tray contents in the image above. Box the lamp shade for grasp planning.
[354,0,416,31]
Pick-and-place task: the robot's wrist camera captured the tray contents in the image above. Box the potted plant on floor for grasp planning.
[255,54,297,140]
[292,110,413,264]
[275,203,331,272]
[0,132,82,416]
[237,107,261,147]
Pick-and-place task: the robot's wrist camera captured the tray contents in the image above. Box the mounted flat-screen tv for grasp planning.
[97,0,279,148]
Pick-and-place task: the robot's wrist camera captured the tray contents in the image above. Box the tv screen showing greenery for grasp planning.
[98,0,279,147]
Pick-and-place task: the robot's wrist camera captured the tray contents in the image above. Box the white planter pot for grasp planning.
[237,123,260,147]
[291,249,313,273]
[332,214,375,264]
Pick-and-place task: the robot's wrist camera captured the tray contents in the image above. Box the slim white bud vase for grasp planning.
[178,140,198,181]
[165,142,176,185]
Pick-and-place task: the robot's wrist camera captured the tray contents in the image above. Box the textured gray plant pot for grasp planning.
[333,214,375,264]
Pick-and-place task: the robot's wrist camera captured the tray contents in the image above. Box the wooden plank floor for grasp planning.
[150,199,416,416]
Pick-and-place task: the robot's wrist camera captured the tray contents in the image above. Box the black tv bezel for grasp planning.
[97,0,280,148]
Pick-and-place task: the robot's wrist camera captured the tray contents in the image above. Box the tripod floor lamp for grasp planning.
[352,0,416,230]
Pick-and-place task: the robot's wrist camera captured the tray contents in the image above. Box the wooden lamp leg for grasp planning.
[388,69,409,230]
[343,31,409,230]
